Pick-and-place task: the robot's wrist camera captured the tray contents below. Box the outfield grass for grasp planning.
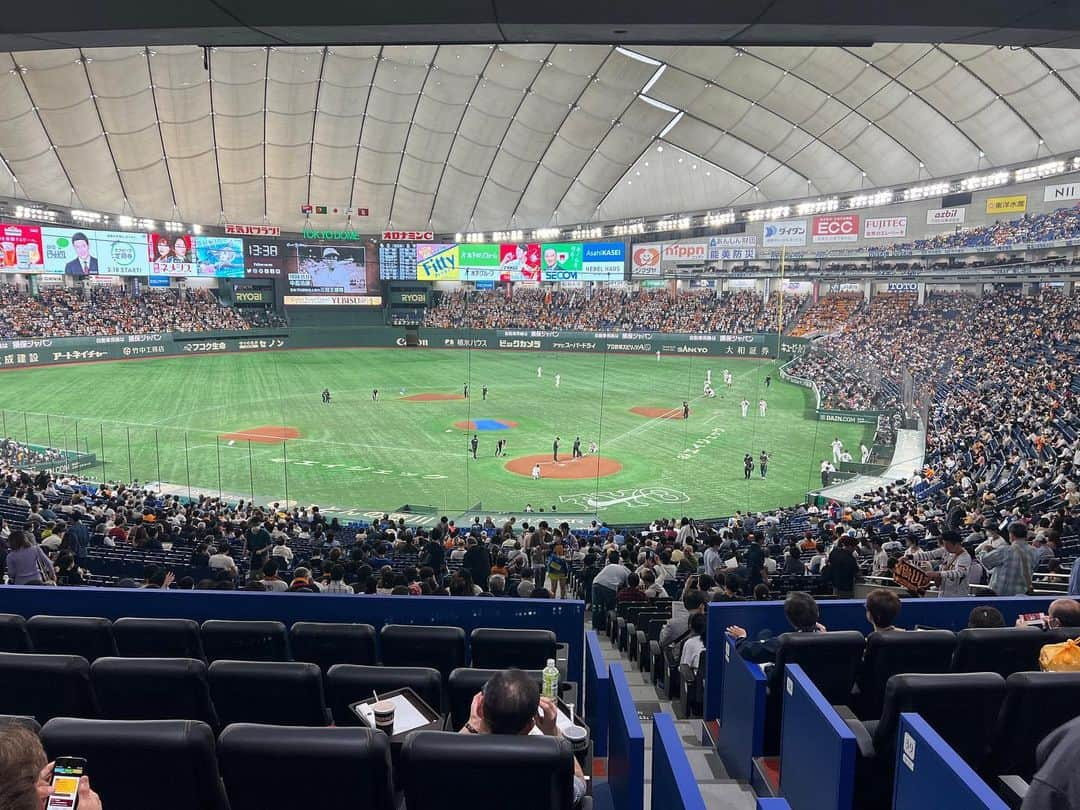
[0,348,872,523]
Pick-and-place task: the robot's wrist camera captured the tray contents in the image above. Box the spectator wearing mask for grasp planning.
[459,669,586,805]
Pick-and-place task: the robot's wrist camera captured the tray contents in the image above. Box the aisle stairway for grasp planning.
[593,627,756,808]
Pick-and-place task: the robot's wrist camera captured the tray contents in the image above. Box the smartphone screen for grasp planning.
[47,757,86,809]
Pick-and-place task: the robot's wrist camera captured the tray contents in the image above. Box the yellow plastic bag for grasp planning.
[1040,638,1080,672]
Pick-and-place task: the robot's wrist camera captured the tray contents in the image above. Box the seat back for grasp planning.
[91,657,219,729]
[41,718,229,810]
[289,622,376,672]
[774,631,866,704]
[0,613,32,652]
[875,673,1006,772]
[990,672,1080,781]
[113,617,205,660]
[209,660,328,726]
[0,652,95,723]
[380,625,465,682]
[325,664,443,726]
[0,714,42,734]
[27,615,117,662]
[952,628,1049,677]
[447,668,543,729]
[401,730,575,810]
[470,628,557,671]
[858,630,957,718]
[218,724,394,810]
[200,620,289,662]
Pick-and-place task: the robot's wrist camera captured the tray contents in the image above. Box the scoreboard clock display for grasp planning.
[243,238,285,276]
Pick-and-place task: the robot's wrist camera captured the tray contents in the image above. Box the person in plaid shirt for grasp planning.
[977,522,1040,596]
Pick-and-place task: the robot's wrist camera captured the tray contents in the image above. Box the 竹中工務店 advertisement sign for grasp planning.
[863,217,907,239]
[986,195,1027,215]
[811,214,859,243]
[762,219,807,247]
[1043,182,1080,203]
[926,207,966,226]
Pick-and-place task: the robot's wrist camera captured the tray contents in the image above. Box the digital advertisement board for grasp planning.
[283,240,380,305]
[242,238,285,276]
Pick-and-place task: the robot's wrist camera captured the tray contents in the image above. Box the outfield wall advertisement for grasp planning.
[0,328,810,370]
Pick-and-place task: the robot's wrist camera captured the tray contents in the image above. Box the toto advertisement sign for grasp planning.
[811,214,859,243]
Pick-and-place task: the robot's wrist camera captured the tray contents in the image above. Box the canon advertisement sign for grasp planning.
[811,214,859,243]
[925,207,966,226]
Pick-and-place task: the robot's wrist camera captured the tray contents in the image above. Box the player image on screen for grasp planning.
[291,244,368,294]
[196,236,244,277]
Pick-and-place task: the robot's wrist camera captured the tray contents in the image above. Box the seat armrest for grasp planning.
[649,640,661,657]
[833,705,876,759]
[996,775,1028,810]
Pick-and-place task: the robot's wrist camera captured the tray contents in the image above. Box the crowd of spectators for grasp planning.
[902,205,1080,252]
[423,287,803,333]
[0,286,250,338]
[789,292,864,337]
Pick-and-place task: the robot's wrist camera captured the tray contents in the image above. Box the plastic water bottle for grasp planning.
[542,658,559,699]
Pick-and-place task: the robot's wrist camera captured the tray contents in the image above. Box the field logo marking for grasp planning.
[677,426,728,460]
[559,486,689,510]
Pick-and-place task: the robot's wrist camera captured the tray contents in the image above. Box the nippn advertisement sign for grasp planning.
[863,217,907,239]
[811,214,859,243]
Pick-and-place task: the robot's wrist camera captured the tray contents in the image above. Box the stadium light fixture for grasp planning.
[117,215,134,228]
[847,191,894,209]
[14,206,58,223]
[192,224,202,234]
[570,226,602,240]
[612,222,645,236]
[704,211,735,228]
[532,228,560,240]
[70,209,104,224]
[655,217,690,232]
[795,198,839,216]
[1013,160,1065,182]
[746,205,791,222]
[640,95,679,114]
[959,171,1009,191]
[615,47,662,66]
[902,182,950,202]
[658,111,684,138]
[641,64,666,95]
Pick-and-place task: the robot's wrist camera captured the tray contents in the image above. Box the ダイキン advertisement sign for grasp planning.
[762,219,807,247]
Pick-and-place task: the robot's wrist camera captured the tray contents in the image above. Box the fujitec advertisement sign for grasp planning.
[863,217,907,239]
[812,214,859,243]
[762,219,807,247]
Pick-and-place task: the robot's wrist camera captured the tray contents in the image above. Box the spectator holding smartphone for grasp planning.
[0,723,103,809]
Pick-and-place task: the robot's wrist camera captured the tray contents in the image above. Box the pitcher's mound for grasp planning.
[630,406,685,419]
[402,392,466,401]
[219,426,301,444]
[505,454,622,479]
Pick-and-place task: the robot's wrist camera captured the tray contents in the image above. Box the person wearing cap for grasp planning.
[978,522,1040,596]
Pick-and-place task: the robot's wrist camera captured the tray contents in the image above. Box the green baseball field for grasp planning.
[0,348,872,523]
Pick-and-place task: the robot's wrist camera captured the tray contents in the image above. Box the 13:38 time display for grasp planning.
[243,239,284,275]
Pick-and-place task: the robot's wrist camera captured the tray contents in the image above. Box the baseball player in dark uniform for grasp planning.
[743,453,754,480]
[759,450,770,479]
[572,437,582,458]
[683,401,690,419]
[553,436,561,462]
[470,434,479,459]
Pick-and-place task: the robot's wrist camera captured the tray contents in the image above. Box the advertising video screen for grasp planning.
[149,233,244,277]
[283,241,381,306]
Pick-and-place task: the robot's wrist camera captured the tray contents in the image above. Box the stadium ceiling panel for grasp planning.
[2,43,1080,231]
